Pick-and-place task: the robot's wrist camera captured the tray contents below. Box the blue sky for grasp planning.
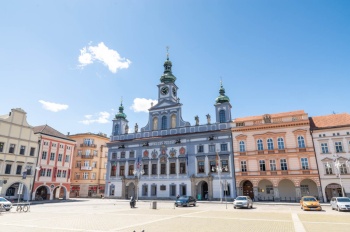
[1,0,349,136]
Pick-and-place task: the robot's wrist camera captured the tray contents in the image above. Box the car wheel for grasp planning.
[6,209,10,211]
[193,203,196,207]
[250,204,253,209]
[337,206,340,212]
[234,206,236,209]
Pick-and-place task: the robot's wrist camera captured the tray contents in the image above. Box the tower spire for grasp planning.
[160,46,176,83]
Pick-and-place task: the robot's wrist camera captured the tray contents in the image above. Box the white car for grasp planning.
[0,197,13,211]
[233,196,253,209]
[330,197,350,211]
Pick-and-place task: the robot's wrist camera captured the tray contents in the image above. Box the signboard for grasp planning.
[17,183,23,195]
[223,180,228,191]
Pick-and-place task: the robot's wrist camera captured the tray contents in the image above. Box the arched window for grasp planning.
[153,117,158,130]
[239,141,245,152]
[257,139,264,151]
[219,110,226,123]
[298,136,305,148]
[171,114,176,128]
[267,138,274,150]
[277,138,284,150]
[114,124,119,135]
[161,116,167,130]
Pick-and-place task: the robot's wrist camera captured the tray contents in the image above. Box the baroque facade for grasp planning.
[32,125,76,201]
[0,108,39,201]
[69,133,109,198]
[106,53,236,200]
[310,113,350,202]
[232,110,323,202]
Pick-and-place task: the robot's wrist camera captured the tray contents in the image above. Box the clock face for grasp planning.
[161,86,169,95]
[172,87,177,96]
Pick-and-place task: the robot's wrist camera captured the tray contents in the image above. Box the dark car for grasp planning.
[175,196,196,207]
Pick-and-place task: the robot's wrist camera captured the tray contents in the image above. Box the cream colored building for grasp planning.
[0,108,39,201]
[310,113,350,202]
[232,110,323,202]
[69,133,109,197]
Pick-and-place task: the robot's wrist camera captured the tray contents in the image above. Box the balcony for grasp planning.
[80,143,97,148]
[298,148,306,152]
[239,152,246,156]
[81,155,94,159]
[80,166,93,171]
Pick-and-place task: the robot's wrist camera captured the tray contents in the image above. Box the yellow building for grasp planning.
[232,110,323,202]
[0,108,39,201]
[69,133,109,197]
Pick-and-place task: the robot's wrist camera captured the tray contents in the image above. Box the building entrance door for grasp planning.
[243,181,254,199]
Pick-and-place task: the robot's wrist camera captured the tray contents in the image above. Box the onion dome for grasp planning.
[215,81,230,103]
[160,48,176,83]
[115,102,127,119]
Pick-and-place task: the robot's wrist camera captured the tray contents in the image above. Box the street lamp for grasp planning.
[212,153,228,202]
[330,154,350,197]
[133,168,144,201]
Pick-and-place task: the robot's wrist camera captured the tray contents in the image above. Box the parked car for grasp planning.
[300,196,322,211]
[233,196,253,209]
[330,197,350,212]
[175,196,196,207]
[0,197,13,211]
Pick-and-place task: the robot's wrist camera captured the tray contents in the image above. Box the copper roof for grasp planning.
[33,124,74,141]
[234,110,306,122]
[310,113,350,129]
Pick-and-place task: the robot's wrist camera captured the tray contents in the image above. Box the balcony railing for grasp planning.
[80,166,93,171]
[81,155,94,159]
[80,143,97,148]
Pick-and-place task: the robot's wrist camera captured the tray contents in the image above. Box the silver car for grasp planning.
[233,196,253,209]
[330,197,350,211]
[0,197,13,211]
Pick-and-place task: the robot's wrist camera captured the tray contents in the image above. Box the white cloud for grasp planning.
[78,42,131,73]
[79,111,110,125]
[39,100,69,112]
[130,98,158,113]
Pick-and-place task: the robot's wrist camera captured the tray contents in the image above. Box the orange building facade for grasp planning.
[232,110,323,202]
[33,125,76,200]
[69,133,109,198]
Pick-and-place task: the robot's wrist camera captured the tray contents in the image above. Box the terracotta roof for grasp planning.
[33,125,74,141]
[310,113,350,129]
[234,110,306,122]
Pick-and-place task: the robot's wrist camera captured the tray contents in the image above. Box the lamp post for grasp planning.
[329,154,350,197]
[212,152,228,203]
[133,168,144,201]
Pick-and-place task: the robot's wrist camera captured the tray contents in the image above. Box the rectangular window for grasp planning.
[0,142,4,152]
[110,165,116,176]
[30,147,35,156]
[93,150,98,156]
[160,164,166,175]
[92,161,97,168]
[221,160,229,172]
[321,143,329,154]
[128,165,134,175]
[84,160,89,167]
[170,163,176,174]
[129,151,135,158]
[76,161,81,168]
[270,160,276,171]
[26,166,32,175]
[46,169,52,177]
[340,163,348,174]
[5,164,12,174]
[60,144,64,149]
[335,142,343,153]
[119,166,125,176]
[180,162,186,174]
[9,144,15,153]
[220,143,228,151]
[151,185,157,196]
[91,173,96,180]
[143,164,149,175]
[50,152,55,161]
[209,145,215,152]
[301,158,309,170]
[324,163,333,175]
[121,152,125,158]
[84,138,94,146]
[20,145,26,155]
[280,159,288,170]
[112,153,117,159]
[78,150,82,156]
[151,164,157,175]
[52,143,56,147]
[40,168,46,176]
[58,154,63,162]
[259,160,266,171]
[142,185,148,196]
[85,149,91,156]
[241,161,247,172]
[83,172,89,179]
[57,170,62,177]
[75,173,80,180]
[266,185,274,194]
[160,185,166,191]
[210,161,216,172]
[16,165,22,175]
[65,155,70,162]
[62,170,67,178]
[198,161,205,173]
[198,145,204,153]
[170,185,176,197]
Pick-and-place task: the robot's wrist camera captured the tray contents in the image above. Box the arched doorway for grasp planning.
[5,182,29,201]
[126,182,135,199]
[257,179,274,201]
[197,181,208,200]
[278,179,295,202]
[35,186,50,200]
[300,179,318,198]
[325,183,343,202]
[242,181,254,199]
[53,186,66,200]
